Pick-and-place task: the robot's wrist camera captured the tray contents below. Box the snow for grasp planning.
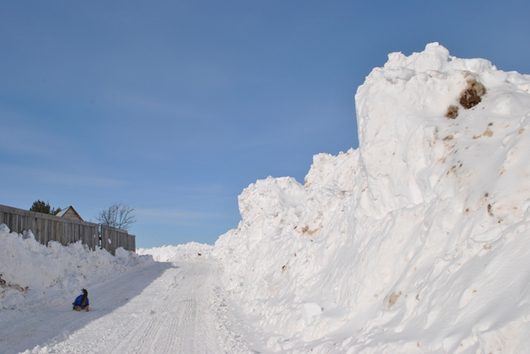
[213,43,530,352]
[137,242,213,262]
[1,260,250,354]
[0,227,249,353]
[2,43,530,353]
[0,225,152,311]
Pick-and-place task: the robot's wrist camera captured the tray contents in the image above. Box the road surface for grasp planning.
[0,260,254,353]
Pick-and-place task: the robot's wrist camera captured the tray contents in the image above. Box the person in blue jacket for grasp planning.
[72,288,90,311]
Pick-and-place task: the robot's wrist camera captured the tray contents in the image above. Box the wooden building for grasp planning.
[56,206,84,222]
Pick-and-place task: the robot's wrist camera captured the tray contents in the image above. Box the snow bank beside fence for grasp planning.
[0,224,153,310]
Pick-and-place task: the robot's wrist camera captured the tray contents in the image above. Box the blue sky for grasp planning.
[1,1,529,248]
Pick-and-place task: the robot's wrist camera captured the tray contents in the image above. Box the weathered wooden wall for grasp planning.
[0,204,136,254]
[100,225,136,255]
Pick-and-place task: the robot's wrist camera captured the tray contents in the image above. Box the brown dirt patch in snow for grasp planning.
[0,274,28,293]
[295,225,320,236]
[459,79,486,109]
[445,105,459,119]
[387,291,402,307]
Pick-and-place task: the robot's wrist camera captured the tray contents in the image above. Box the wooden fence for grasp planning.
[0,204,135,254]
[101,225,136,255]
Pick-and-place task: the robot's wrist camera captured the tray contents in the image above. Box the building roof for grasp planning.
[56,206,84,221]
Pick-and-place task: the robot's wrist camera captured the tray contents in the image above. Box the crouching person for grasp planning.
[73,288,90,311]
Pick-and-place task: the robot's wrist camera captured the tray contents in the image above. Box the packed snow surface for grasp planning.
[0,227,249,353]
[213,43,530,353]
[2,43,530,353]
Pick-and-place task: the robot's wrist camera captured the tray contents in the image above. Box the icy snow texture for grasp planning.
[213,43,530,353]
[0,225,153,310]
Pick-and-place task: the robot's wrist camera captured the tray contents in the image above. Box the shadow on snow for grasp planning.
[0,262,176,354]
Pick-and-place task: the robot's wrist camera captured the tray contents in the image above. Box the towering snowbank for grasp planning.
[213,43,530,353]
[0,225,153,310]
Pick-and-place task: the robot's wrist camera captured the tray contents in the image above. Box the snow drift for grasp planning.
[137,242,213,262]
[0,224,153,310]
[213,43,530,353]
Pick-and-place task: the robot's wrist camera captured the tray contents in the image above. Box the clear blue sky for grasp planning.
[1,1,529,248]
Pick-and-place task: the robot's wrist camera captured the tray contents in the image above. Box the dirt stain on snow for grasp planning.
[387,291,402,308]
[460,78,487,109]
[295,225,321,236]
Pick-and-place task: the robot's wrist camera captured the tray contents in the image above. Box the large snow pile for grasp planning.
[213,43,530,353]
[0,224,153,310]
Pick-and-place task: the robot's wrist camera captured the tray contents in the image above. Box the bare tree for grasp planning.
[97,203,136,231]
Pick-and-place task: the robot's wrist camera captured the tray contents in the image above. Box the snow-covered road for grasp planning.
[0,261,252,354]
